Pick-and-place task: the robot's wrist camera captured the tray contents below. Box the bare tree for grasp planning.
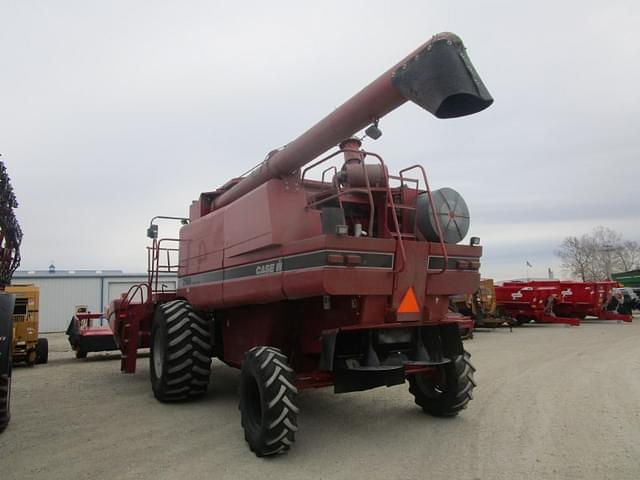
[615,240,640,271]
[557,236,592,281]
[556,227,640,281]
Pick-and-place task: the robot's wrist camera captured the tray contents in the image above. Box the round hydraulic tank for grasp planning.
[416,187,470,244]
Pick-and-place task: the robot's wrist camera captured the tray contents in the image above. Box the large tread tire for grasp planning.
[0,367,11,433]
[408,351,476,417]
[150,300,212,402]
[0,293,14,434]
[239,346,298,457]
[36,338,48,364]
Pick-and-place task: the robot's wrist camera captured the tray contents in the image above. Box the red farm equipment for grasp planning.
[66,306,118,359]
[496,280,633,326]
[107,32,493,456]
[553,281,632,322]
[495,281,581,326]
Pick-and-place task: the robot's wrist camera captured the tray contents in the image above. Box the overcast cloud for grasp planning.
[2,1,639,281]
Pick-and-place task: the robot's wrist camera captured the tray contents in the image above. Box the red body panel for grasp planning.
[496,280,632,324]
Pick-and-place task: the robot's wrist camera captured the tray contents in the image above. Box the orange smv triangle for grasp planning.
[398,287,420,313]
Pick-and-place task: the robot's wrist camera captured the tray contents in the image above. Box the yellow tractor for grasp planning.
[6,284,48,365]
[451,278,510,328]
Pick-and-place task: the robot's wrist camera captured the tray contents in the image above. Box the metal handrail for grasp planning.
[399,165,448,275]
[121,283,150,309]
[148,238,182,294]
[301,148,407,273]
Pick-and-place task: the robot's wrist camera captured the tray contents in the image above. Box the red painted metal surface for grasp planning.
[74,312,113,337]
[496,280,633,325]
[108,32,493,382]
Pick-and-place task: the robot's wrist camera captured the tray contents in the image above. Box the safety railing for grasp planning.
[301,148,408,273]
[399,165,448,275]
[147,238,182,296]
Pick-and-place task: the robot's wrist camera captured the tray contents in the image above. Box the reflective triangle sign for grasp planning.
[398,287,420,313]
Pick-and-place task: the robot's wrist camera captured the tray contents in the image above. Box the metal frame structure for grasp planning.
[106,32,493,455]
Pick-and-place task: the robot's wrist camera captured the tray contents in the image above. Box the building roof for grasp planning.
[14,270,176,279]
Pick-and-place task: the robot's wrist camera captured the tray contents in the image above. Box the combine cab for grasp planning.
[107,32,493,456]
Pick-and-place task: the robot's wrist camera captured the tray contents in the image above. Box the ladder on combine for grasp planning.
[118,217,186,373]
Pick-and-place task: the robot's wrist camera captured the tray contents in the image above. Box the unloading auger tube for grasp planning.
[213,32,493,210]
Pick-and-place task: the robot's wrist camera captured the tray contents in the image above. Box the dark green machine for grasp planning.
[612,270,640,289]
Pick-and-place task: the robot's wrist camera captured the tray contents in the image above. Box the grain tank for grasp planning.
[109,32,493,456]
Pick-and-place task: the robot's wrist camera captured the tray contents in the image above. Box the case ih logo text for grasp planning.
[561,289,573,296]
[511,292,523,300]
[256,260,283,275]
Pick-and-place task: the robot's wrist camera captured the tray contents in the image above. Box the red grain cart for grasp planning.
[495,280,580,326]
[106,32,493,456]
[554,281,632,322]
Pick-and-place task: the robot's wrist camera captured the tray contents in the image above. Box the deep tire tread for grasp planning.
[240,346,298,457]
[151,300,212,402]
[408,350,476,417]
[0,373,10,433]
[35,338,48,364]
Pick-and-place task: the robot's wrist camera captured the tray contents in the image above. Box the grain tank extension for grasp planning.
[109,32,493,456]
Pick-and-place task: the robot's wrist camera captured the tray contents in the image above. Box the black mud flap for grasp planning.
[66,318,80,348]
[334,365,405,394]
[78,335,118,353]
[392,32,493,119]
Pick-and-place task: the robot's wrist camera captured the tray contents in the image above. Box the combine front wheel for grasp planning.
[150,300,212,402]
[239,346,298,457]
[408,351,476,417]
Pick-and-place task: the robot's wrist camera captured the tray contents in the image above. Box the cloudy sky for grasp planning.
[2,1,639,281]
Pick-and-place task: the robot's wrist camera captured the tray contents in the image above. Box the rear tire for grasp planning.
[0,293,14,434]
[36,338,48,364]
[239,346,298,456]
[408,351,476,417]
[150,300,212,402]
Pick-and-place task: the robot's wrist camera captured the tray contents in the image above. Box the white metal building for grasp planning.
[11,270,177,332]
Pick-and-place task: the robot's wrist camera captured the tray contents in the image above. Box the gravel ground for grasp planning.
[1,316,639,480]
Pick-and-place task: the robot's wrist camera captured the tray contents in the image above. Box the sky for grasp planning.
[2,1,639,281]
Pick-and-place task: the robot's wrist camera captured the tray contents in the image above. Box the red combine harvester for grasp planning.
[108,32,493,456]
[496,280,633,326]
